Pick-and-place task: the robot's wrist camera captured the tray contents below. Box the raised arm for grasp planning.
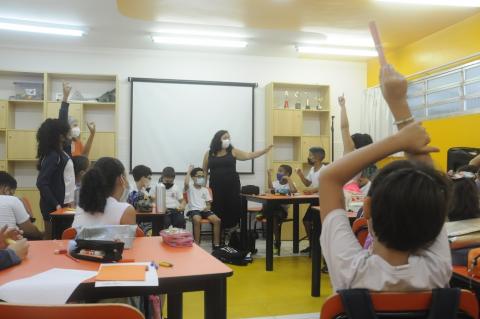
[232,145,273,161]
[58,81,71,122]
[82,122,96,158]
[184,165,194,191]
[319,122,438,222]
[339,94,355,155]
[295,168,312,187]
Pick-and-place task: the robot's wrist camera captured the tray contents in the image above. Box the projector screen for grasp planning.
[130,78,255,174]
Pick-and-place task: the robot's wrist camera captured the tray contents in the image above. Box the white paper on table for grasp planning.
[0,268,97,305]
[95,262,159,287]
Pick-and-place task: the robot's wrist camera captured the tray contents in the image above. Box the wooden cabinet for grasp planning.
[81,132,115,160]
[14,188,43,231]
[0,101,7,129]
[272,109,302,136]
[0,160,6,171]
[7,130,37,159]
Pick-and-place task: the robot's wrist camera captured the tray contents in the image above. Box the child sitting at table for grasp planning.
[319,63,452,291]
[0,225,28,270]
[149,166,186,229]
[184,166,221,247]
[266,165,297,255]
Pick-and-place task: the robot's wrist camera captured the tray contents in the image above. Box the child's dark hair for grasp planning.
[309,147,325,160]
[36,118,71,170]
[368,160,450,252]
[361,164,378,180]
[190,167,204,177]
[209,130,232,156]
[0,171,17,189]
[448,178,480,222]
[161,166,176,180]
[456,164,479,174]
[132,165,152,182]
[72,156,89,178]
[79,157,125,213]
[351,133,373,149]
[279,164,293,176]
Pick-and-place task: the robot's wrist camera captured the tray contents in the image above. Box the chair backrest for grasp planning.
[352,217,368,247]
[241,185,260,195]
[320,290,479,319]
[0,303,144,319]
[62,226,145,240]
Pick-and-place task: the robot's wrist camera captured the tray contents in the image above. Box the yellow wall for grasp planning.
[367,12,480,171]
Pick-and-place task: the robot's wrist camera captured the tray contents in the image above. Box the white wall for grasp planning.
[0,46,366,189]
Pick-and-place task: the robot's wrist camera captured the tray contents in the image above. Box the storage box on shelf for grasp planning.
[0,71,118,231]
[266,82,332,240]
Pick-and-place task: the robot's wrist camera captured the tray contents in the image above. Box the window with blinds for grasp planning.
[407,61,480,120]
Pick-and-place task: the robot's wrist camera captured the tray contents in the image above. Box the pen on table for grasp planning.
[158,261,173,268]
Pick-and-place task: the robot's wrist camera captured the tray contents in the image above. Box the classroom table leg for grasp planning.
[240,196,248,250]
[293,203,299,254]
[205,278,227,319]
[167,292,183,319]
[51,216,59,240]
[265,203,274,271]
[311,211,321,297]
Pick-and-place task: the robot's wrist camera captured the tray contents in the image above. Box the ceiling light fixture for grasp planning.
[0,21,84,36]
[296,46,378,57]
[154,29,246,38]
[152,36,247,48]
[375,0,480,7]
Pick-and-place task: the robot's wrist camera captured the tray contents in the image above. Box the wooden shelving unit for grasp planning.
[0,71,118,230]
[265,82,332,240]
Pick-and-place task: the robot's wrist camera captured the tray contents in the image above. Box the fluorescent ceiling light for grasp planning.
[297,46,378,57]
[375,0,480,7]
[154,29,245,38]
[152,36,247,48]
[0,21,84,36]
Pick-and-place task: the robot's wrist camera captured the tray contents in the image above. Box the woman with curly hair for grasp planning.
[72,157,135,228]
[36,117,74,239]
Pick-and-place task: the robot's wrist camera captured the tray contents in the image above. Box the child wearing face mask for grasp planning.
[149,167,186,229]
[296,147,326,254]
[73,157,136,228]
[266,164,297,255]
[184,166,221,247]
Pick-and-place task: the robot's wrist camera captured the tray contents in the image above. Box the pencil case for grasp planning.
[70,239,124,263]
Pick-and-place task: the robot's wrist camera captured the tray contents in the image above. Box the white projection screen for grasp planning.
[130,78,255,174]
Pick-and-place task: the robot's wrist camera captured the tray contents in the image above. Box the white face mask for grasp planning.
[71,126,81,138]
[222,139,230,149]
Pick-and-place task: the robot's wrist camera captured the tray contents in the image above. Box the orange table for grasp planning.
[241,194,319,295]
[50,210,166,239]
[0,237,232,319]
[452,266,480,298]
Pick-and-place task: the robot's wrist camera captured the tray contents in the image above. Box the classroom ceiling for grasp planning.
[0,0,478,59]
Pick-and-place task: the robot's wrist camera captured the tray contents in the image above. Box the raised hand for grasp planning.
[62,81,72,102]
[338,94,345,107]
[87,121,96,134]
[295,168,303,176]
[395,122,439,155]
[187,165,194,173]
[380,64,408,106]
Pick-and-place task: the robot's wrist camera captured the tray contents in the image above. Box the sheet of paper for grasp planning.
[0,268,97,305]
[95,262,158,287]
[96,264,146,281]
[446,218,480,237]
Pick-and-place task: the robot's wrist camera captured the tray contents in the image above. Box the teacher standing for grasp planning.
[203,130,273,229]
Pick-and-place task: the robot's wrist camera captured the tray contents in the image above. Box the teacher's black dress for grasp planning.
[208,150,241,229]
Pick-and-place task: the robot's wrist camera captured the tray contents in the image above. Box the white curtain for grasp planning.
[360,87,396,143]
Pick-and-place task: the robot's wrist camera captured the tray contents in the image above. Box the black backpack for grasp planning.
[229,230,258,255]
[211,246,252,266]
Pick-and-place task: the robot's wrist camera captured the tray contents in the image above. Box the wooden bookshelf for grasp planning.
[0,70,119,230]
[265,82,331,240]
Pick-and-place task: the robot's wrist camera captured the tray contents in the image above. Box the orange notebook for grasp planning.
[96,265,147,281]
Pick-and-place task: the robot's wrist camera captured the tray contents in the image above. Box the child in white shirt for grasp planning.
[149,166,186,228]
[267,165,297,254]
[184,166,221,247]
[319,64,451,292]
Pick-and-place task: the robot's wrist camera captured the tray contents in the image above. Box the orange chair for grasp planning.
[352,217,368,247]
[0,303,144,319]
[320,289,479,319]
[61,226,145,240]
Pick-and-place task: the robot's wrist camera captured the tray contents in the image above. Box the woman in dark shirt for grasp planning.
[203,130,272,229]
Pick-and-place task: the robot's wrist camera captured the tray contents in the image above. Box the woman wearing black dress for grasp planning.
[203,130,273,229]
